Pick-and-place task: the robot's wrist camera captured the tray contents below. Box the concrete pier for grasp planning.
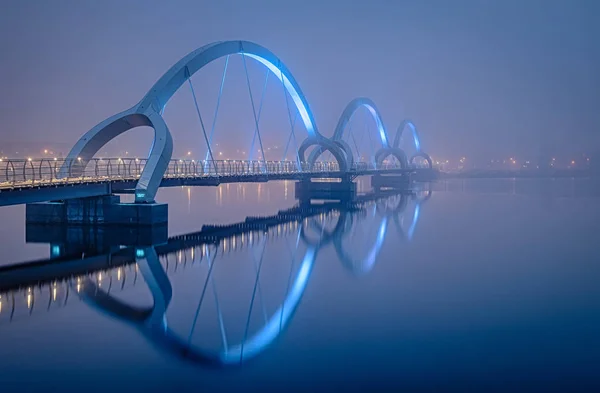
[294,180,356,202]
[371,174,411,190]
[26,195,168,226]
[26,223,168,259]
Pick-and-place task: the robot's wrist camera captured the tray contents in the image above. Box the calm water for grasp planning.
[0,178,599,392]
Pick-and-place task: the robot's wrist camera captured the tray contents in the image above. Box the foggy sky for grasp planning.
[0,0,598,162]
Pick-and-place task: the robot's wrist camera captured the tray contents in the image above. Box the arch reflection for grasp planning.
[0,188,432,367]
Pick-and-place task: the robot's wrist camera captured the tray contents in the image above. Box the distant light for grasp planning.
[187,151,191,155]
[571,160,575,165]
[44,149,48,154]
[219,152,223,156]
[77,157,81,161]
[53,157,57,161]
[27,157,32,161]
[136,249,145,258]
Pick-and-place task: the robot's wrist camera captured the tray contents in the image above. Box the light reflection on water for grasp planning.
[0,178,599,392]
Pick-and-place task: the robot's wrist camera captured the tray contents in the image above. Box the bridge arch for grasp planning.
[298,137,350,171]
[374,147,409,169]
[307,97,390,166]
[58,108,173,203]
[393,120,432,169]
[79,241,319,367]
[71,190,430,366]
[62,40,346,202]
[332,209,388,276]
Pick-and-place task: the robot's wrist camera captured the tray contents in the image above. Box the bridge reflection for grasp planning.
[0,187,431,366]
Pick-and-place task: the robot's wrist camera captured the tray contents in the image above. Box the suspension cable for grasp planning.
[249,69,270,161]
[204,55,230,163]
[241,52,267,169]
[188,78,218,175]
[280,68,301,168]
[241,235,267,361]
[187,248,218,345]
[281,112,298,163]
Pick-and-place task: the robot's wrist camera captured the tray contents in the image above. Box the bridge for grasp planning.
[0,40,434,223]
[0,189,430,366]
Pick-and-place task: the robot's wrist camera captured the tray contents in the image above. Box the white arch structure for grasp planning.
[394,119,432,169]
[60,41,346,203]
[80,240,319,367]
[76,191,429,367]
[305,97,390,166]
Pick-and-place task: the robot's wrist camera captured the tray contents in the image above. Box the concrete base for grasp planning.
[371,174,411,190]
[26,223,167,259]
[26,195,168,226]
[412,168,440,182]
[295,180,357,202]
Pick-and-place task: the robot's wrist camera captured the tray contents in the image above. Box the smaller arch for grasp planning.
[374,147,409,169]
[298,137,350,172]
[58,107,173,203]
[308,97,390,166]
[393,119,422,151]
[333,213,388,276]
[410,152,433,169]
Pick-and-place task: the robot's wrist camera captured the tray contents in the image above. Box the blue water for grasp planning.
[0,178,599,392]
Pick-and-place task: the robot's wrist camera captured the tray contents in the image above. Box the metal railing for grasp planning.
[0,158,403,190]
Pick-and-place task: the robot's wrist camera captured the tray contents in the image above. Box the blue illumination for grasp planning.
[136,193,145,199]
[221,246,317,364]
[361,217,388,273]
[136,248,146,258]
[407,122,421,152]
[51,245,61,257]
[407,203,421,240]
[244,54,315,137]
[365,105,389,147]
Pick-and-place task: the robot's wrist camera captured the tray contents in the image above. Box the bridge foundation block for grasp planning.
[26,195,168,226]
[294,180,356,202]
[371,174,412,190]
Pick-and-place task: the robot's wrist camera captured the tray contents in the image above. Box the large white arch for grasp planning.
[79,243,319,367]
[61,41,337,202]
[136,41,325,139]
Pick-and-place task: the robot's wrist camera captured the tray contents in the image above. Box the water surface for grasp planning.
[0,178,599,392]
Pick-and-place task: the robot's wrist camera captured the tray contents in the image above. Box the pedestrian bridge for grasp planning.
[0,40,436,220]
[0,157,426,207]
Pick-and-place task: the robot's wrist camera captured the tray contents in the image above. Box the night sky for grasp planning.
[1,0,598,163]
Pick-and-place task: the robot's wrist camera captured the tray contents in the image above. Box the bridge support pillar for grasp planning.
[25,195,168,226]
[371,174,412,190]
[411,168,440,182]
[294,179,356,202]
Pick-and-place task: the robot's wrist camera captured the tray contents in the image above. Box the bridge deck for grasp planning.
[0,158,414,206]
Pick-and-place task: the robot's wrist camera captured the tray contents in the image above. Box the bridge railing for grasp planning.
[0,158,148,188]
[0,158,404,189]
